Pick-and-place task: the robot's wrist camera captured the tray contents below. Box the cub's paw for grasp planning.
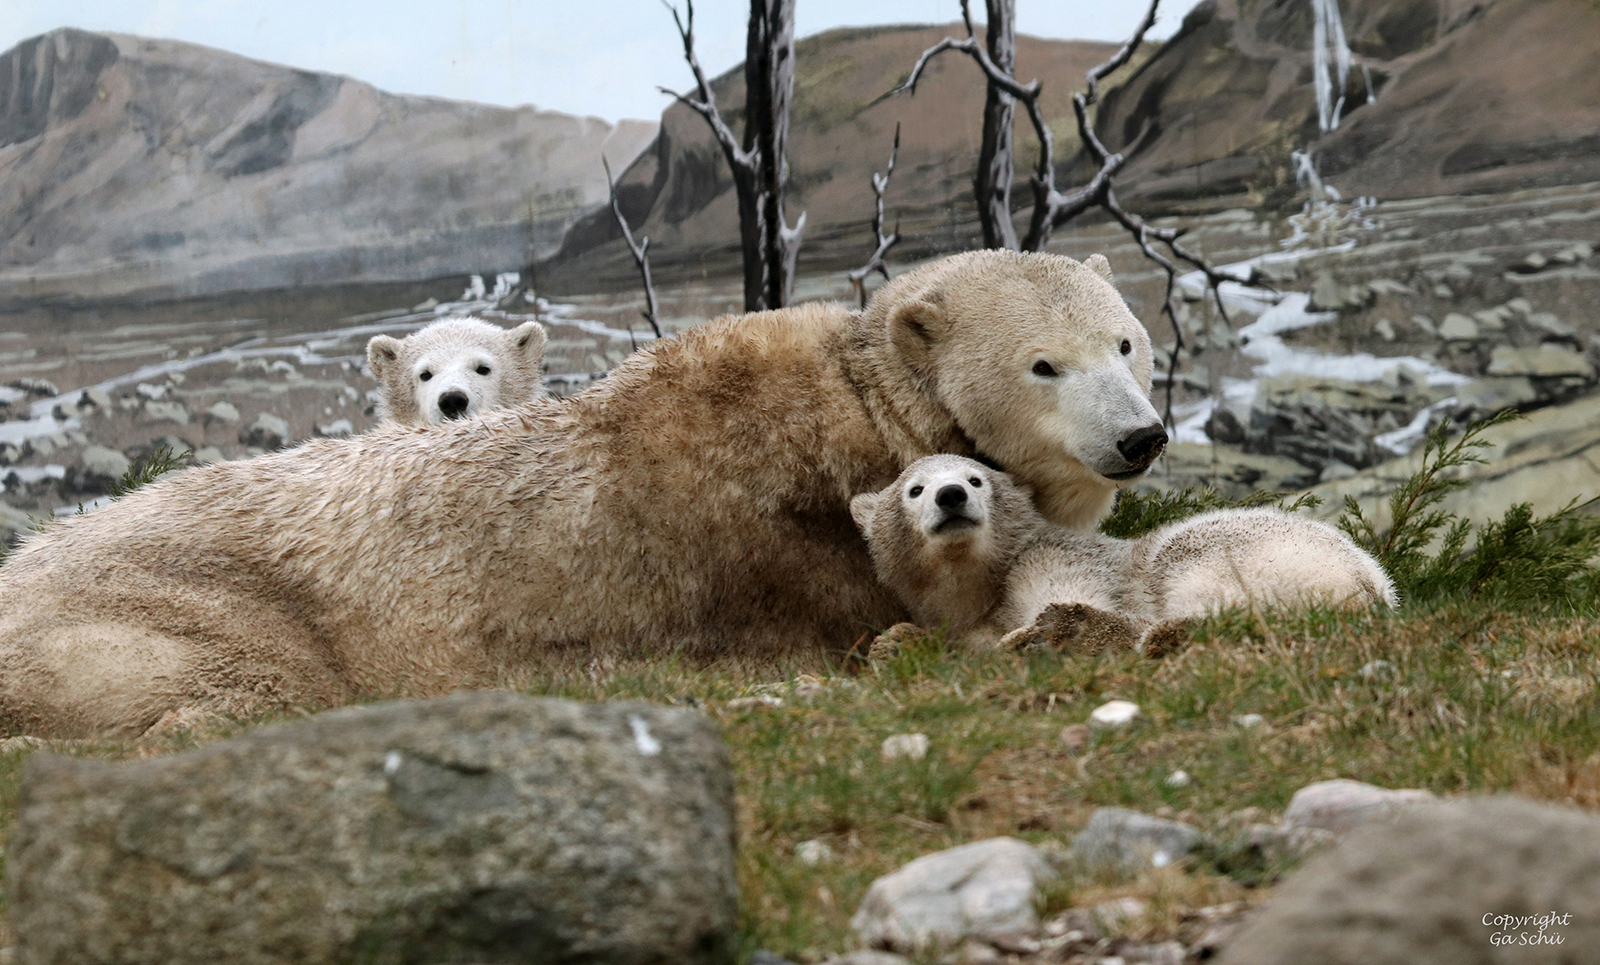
[868,622,927,663]
[1138,618,1199,660]
[1002,603,1143,657]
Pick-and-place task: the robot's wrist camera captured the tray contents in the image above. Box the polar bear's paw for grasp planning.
[1138,618,1198,659]
[868,622,928,663]
[1001,602,1144,657]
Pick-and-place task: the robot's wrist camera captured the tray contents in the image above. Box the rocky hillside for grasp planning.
[536,24,1118,294]
[1087,0,1600,211]
[0,29,655,306]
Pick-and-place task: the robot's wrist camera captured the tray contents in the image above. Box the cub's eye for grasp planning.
[1120,339,1133,356]
[476,364,492,376]
[419,370,433,382]
[1032,360,1058,378]
[908,485,924,498]
[969,476,982,487]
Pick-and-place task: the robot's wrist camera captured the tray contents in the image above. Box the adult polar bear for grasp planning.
[0,251,1167,736]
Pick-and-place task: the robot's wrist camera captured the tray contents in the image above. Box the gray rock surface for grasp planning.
[1219,796,1600,965]
[240,412,291,450]
[78,444,130,481]
[851,837,1055,953]
[1282,779,1434,836]
[1070,807,1201,872]
[6,693,738,965]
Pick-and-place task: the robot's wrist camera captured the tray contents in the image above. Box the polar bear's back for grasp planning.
[1141,507,1397,621]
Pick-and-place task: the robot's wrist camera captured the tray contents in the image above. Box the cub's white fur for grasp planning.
[366,317,547,425]
[852,456,1397,651]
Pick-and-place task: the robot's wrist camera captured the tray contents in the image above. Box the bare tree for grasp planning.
[847,124,902,309]
[602,155,662,342]
[895,0,1250,425]
[660,0,807,312]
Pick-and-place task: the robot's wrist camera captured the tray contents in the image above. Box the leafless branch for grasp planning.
[848,124,903,308]
[602,155,662,340]
[658,0,757,176]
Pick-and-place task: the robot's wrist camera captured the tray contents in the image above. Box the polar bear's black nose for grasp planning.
[438,391,470,419]
[935,484,968,509]
[1117,424,1169,468]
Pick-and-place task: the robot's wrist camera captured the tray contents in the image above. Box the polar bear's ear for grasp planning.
[889,299,946,374]
[366,335,402,378]
[1085,254,1115,283]
[849,492,880,540]
[510,321,547,364]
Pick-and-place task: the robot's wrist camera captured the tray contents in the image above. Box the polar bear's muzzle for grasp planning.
[931,484,981,534]
[1105,424,1169,479]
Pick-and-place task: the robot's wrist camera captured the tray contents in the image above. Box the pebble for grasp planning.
[1358,659,1396,679]
[1058,724,1091,755]
[1088,700,1141,731]
[851,837,1054,953]
[1282,779,1435,836]
[726,695,783,711]
[795,839,835,866]
[1164,769,1192,788]
[1232,713,1266,729]
[206,401,241,423]
[880,733,929,762]
[1069,807,1200,871]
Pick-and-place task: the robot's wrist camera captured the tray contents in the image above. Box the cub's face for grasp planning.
[367,319,546,426]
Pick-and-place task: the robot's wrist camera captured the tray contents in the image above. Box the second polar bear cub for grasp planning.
[851,454,1396,653]
[366,317,547,425]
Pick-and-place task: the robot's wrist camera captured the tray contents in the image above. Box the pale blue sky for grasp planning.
[6,1,1205,122]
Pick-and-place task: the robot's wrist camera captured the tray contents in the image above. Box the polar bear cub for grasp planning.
[850,455,1396,654]
[366,317,547,425]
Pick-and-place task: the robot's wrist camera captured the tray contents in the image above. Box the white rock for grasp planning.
[317,418,354,438]
[726,695,783,711]
[1438,313,1479,341]
[881,733,929,762]
[144,400,189,425]
[1088,700,1141,730]
[135,382,166,400]
[1232,713,1266,729]
[1282,779,1435,836]
[851,837,1054,953]
[795,839,835,866]
[1164,769,1192,789]
[1070,808,1200,871]
[206,401,241,423]
[80,445,130,481]
[1358,660,1396,679]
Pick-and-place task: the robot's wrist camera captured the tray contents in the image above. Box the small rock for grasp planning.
[1431,283,1454,299]
[1504,297,1534,319]
[144,400,190,426]
[1367,278,1413,296]
[851,838,1055,953]
[1486,344,1595,379]
[1090,896,1148,930]
[1088,700,1141,731]
[1164,769,1192,789]
[1512,252,1549,274]
[1281,778,1434,836]
[881,733,930,762]
[1059,724,1091,755]
[79,388,113,410]
[135,382,166,400]
[1373,318,1395,341]
[240,412,291,450]
[1069,807,1200,871]
[10,378,58,397]
[726,695,783,711]
[1438,312,1479,341]
[1358,659,1396,679]
[1452,376,1538,418]
[1527,311,1576,340]
[206,401,241,423]
[412,297,440,312]
[1409,314,1437,335]
[796,839,835,866]
[316,418,354,438]
[792,673,828,698]
[191,447,225,465]
[80,445,130,482]
[1232,713,1266,729]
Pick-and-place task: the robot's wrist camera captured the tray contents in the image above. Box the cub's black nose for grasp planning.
[438,391,470,419]
[1116,424,1168,469]
[935,484,968,509]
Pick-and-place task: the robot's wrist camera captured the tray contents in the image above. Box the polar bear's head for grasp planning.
[861,250,1165,528]
[366,317,547,426]
[850,454,1045,632]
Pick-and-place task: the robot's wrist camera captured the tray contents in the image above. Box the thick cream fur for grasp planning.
[0,251,1162,736]
[367,317,547,425]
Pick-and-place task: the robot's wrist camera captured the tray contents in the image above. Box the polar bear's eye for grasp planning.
[1120,339,1133,356]
[908,485,924,498]
[476,364,492,376]
[1032,360,1058,378]
[419,370,433,382]
[969,477,982,487]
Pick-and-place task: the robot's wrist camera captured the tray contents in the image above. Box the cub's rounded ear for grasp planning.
[849,492,881,540]
[1085,253,1114,284]
[366,335,401,378]
[510,321,547,362]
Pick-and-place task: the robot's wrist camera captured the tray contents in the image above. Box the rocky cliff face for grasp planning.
[1086,0,1600,211]
[0,29,655,306]
[536,23,1118,294]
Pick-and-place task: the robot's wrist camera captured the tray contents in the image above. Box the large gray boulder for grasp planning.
[6,693,737,965]
[1220,796,1600,965]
